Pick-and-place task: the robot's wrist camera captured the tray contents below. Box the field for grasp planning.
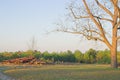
[0,64,120,80]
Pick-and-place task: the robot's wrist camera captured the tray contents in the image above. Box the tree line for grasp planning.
[0,49,120,64]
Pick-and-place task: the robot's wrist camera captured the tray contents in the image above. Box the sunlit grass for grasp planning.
[3,64,120,80]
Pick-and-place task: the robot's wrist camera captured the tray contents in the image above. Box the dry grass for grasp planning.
[2,64,120,80]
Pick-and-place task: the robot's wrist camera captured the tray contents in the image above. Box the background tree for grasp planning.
[66,50,75,62]
[57,0,120,68]
[96,49,111,64]
[27,36,37,51]
[83,48,97,63]
[74,50,83,63]
[117,51,120,65]
[42,51,51,60]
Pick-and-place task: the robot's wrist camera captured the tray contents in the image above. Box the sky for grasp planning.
[0,0,108,52]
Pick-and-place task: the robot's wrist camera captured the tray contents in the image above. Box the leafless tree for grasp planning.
[27,36,37,51]
[57,0,120,68]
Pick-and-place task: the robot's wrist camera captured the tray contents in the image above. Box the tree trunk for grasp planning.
[111,26,118,68]
[111,47,118,68]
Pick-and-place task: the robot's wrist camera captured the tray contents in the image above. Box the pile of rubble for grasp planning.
[2,57,46,65]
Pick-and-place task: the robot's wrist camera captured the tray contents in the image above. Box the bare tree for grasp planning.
[27,36,37,51]
[57,0,120,68]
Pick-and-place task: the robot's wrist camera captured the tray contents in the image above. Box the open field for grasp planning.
[0,64,120,80]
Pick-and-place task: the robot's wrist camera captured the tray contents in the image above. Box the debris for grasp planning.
[2,57,46,65]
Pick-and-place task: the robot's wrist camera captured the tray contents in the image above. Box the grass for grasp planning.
[1,64,120,80]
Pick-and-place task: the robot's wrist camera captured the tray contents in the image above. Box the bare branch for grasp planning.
[89,30,102,36]
[112,1,120,28]
[110,0,114,5]
[88,36,104,42]
[69,7,90,19]
[94,16,113,22]
[82,0,105,34]
[82,23,102,37]
[57,28,104,42]
[83,0,112,49]
[95,0,113,18]
[110,0,119,9]
[70,6,113,23]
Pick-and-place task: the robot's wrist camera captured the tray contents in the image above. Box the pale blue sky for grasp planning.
[0,0,107,52]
